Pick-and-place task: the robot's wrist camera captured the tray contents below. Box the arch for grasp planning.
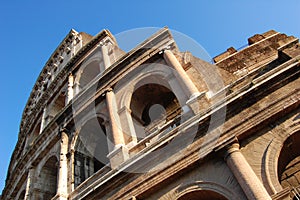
[37,156,58,200]
[116,63,188,110]
[73,116,109,188]
[114,63,191,143]
[178,190,227,200]
[46,91,66,124]
[17,190,26,200]
[130,83,181,140]
[176,181,236,200]
[263,123,300,195]
[75,48,104,91]
[71,112,109,151]
[277,131,300,199]
[26,119,41,149]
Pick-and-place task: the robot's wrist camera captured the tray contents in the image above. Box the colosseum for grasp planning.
[1,28,300,200]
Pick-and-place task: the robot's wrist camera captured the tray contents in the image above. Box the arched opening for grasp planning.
[74,117,109,188]
[130,83,181,140]
[178,190,228,200]
[18,190,25,200]
[28,122,41,145]
[278,131,300,199]
[79,60,101,89]
[37,156,58,200]
[47,92,66,124]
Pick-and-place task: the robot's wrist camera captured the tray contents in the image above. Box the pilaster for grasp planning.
[57,131,69,199]
[67,74,74,104]
[105,88,129,168]
[24,167,35,200]
[224,142,272,200]
[163,50,201,102]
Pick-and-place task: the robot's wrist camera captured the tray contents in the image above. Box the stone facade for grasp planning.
[1,28,300,200]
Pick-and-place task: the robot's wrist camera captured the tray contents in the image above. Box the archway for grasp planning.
[278,131,300,199]
[74,117,109,188]
[178,190,228,200]
[38,156,58,199]
[79,60,101,89]
[18,190,25,200]
[130,83,181,140]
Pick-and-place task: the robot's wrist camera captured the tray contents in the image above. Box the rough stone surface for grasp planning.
[1,28,300,200]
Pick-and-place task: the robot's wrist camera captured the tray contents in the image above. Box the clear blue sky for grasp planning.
[0,0,299,193]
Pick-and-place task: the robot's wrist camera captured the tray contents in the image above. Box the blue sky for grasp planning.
[0,0,299,193]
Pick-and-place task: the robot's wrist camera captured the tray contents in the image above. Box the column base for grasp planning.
[107,145,129,169]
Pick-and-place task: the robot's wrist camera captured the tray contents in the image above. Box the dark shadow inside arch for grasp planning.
[278,131,300,199]
[130,83,181,141]
[74,117,109,188]
[178,190,228,200]
[38,156,58,200]
[79,60,102,90]
[18,190,26,200]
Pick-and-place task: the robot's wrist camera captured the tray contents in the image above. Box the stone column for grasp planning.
[163,50,201,101]
[69,149,75,192]
[57,130,69,199]
[105,88,129,169]
[118,106,138,146]
[106,89,125,146]
[40,107,48,133]
[24,167,34,200]
[224,143,272,200]
[67,74,74,103]
[101,42,111,70]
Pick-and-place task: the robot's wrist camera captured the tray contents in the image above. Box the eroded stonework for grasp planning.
[1,28,300,200]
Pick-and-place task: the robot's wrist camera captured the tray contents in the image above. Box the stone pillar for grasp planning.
[163,50,201,101]
[57,130,69,199]
[101,42,111,70]
[24,167,34,200]
[118,106,138,146]
[224,143,272,200]
[40,107,48,133]
[105,89,129,169]
[106,89,125,146]
[69,149,75,192]
[67,74,74,103]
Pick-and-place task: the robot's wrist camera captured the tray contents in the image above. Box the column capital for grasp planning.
[102,87,113,96]
[59,127,70,138]
[105,87,113,93]
[224,142,240,156]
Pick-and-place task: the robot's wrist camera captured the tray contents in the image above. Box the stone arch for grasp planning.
[37,152,59,175]
[130,83,181,140]
[115,63,190,143]
[15,175,27,200]
[116,63,188,110]
[74,48,104,91]
[70,112,109,151]
[176,181,236,200]
[263,124,300,195]
[25,118,41,149]
[17,190,25,200]
[72,115,109,188]
[36,156,58,200]
[277,130,300,199]
[46,90,66,124]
